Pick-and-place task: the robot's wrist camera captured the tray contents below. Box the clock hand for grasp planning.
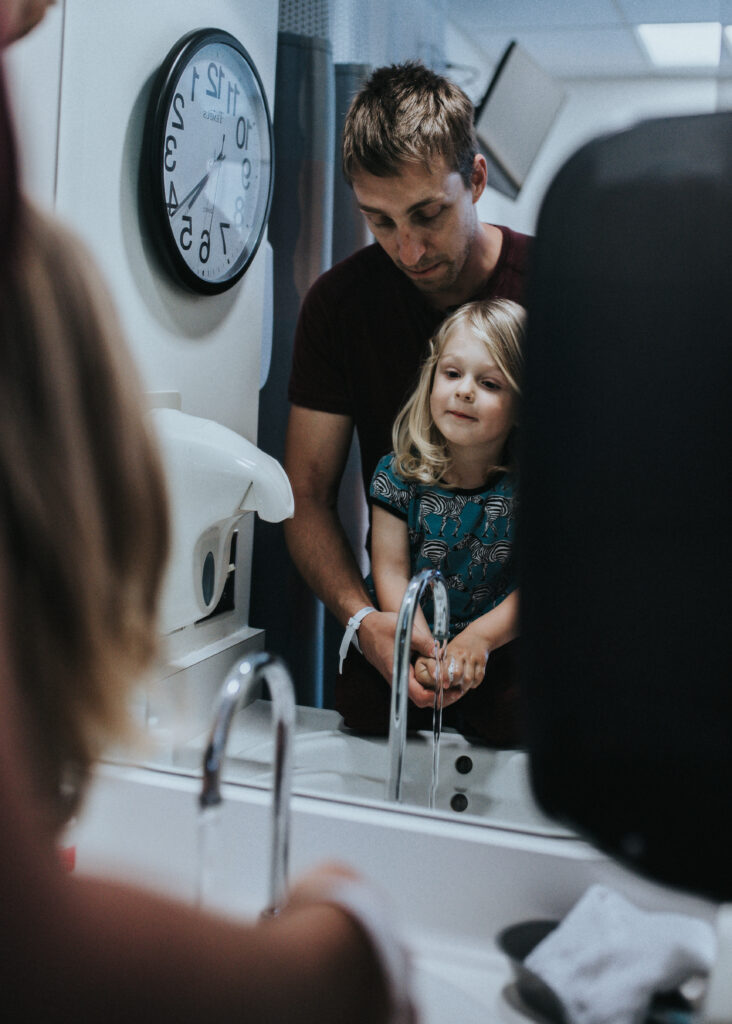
[171,170,211,217]
[207,139,227,234]
[172,138,226,220]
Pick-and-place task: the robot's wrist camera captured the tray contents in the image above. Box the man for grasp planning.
[285,61,531,742]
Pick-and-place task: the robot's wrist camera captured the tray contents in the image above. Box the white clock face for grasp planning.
[153,32,273,292]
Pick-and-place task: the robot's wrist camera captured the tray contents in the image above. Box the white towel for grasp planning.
[524,884,716,1024]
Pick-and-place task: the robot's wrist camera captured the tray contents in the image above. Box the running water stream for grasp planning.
[196,804,222,908]
[429,643,446,809]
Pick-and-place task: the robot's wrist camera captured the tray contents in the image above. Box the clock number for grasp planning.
[164,135,177,172]
[234,196,245,226]
[241,158,252,190]
[219,222,230,255]
[171,93,185,131]
[191,67,200,103]
[199,229,210,264]
[166,181,178,215]
[236,116,248,149]
[227,82,240,116]
[206,62,225,99]
[180,215,193,251]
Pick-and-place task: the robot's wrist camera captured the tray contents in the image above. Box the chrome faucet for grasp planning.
[200,651,295,916]
[386,569,450,803]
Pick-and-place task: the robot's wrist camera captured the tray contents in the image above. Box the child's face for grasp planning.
[429,326,516,463]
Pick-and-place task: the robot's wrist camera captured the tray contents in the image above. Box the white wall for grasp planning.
[7,2,278,440]
[5,0,280,668]
[478,76,719,233]
[7,0,278,437]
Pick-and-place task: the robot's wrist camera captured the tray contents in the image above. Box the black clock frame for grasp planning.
[141,27,275,295]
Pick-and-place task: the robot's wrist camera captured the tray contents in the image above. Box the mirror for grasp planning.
[225,4,728,834]
[11,0,726,839]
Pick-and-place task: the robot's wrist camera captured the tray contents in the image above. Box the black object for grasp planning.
[455,755,473,775]
[140,28,274,293]
[521,112,732,901]
[450,792,469,813]
[497,920,565,1021]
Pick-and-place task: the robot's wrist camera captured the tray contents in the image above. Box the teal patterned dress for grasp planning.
[368,453,517,639]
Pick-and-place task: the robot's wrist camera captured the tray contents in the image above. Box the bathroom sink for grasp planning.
[72,761,717,1024]
[412,956,499,1024]
[164,699,571,836]
[69,762,552,1022]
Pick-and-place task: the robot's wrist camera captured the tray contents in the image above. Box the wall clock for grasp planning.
[142,28,274,294]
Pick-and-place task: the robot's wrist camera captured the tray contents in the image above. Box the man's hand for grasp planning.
[357,611,437,707]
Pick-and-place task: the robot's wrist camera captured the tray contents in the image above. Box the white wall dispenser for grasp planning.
[150,407,294,637]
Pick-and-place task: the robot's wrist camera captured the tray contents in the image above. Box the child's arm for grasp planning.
[414,589,519,699]
[371,506,436,702]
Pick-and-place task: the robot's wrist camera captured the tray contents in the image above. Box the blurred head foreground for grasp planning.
[0,203,170,827]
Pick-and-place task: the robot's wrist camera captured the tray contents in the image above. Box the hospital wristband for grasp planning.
[338,606,376,672]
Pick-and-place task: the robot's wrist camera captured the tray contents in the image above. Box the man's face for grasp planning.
[351,155,481,305]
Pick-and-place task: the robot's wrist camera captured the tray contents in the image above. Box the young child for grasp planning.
[369,298,524,710]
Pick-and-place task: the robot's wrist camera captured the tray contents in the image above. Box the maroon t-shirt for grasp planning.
[288,226,532,496]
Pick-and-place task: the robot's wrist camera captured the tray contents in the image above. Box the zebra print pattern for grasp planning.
[417,491,484,537]
[453,534,512,579]
[465,580,502,614]
[371,470,412,514]
[482,493,516,537]
[417,537,450,569]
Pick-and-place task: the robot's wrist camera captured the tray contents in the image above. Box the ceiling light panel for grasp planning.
[636,22,722,67]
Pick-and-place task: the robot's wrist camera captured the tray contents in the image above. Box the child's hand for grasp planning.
[415,631,490,701]
[413,653,465,708]
[443,631,491,691]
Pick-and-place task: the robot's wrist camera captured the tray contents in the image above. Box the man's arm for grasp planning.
[283,406,433,684]
[284,405,367,621]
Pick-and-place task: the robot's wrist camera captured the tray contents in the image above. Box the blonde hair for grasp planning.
[0,203,170,826]
[342,60,478,187]
[392,298,525,487]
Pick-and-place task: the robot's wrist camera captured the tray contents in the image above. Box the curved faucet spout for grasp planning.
[200,652,295,916]
[386,569,450,803]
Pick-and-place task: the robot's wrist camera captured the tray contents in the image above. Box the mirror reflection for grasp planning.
[8,1,729,838]
[244,2,730,833]
[138,3,730,836]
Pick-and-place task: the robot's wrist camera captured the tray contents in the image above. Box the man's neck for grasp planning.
[429,222,505,311]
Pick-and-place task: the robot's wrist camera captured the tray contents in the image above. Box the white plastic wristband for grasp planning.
[338,606,376,673]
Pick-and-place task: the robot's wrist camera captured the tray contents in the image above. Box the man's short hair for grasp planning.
[342,60,478,187]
